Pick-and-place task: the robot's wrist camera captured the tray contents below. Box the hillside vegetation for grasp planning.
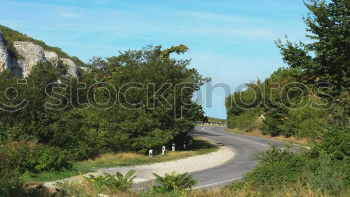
[0,37,207,196]
[1,0,349,196]
[0,25,71,59]
[225,0,350,196]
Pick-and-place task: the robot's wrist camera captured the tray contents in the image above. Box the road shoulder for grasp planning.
[44,144,235,188]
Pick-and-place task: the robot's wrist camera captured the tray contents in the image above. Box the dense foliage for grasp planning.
[225,0,350,196]
[239,129,350,196]
[226,0,349,138]
[0,26,206,195]
[0,45,206,156]
[0,141,73,174]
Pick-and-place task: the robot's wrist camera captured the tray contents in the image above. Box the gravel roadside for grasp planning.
[44,145,235,188]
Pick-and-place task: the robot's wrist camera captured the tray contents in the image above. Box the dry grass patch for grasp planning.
[56,179,139,197]
[187,184,349,197]
[77,137,218,169]
[227,128,311,145]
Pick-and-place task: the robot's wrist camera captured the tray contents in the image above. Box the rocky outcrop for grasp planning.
[0,31,79,78]
[14,41,47,77]
[44,51,59,67]
[60,58,77,77]
[0,31,10,72]
[0,32,23,76]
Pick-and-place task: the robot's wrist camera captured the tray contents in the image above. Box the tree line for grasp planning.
[0,43,207,195]
[225,0,350,195]
[226,0,350,138]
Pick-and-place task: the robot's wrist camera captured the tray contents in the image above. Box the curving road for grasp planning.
[45,125,301,191]
[134,125,301,190]
[191,125,299,189]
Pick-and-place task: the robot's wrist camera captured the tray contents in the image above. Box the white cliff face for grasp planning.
[44,51,59,67]
[0,31,10,72]
[60,58,78,77]
[14,41,47,77]
[80,66,89,72]
[0,31,79,78]
[0,32,22,76]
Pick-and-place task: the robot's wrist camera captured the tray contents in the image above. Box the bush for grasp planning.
[275,96,328,138]
[227,110,261,131]
[243,145,350,196]
[0,141,73,174]
[0,171,25,197]
[306,154,349,195]
[131,129,174,154]
[261,108,289,137]
[85,171,136,193]
[310,129,350,160]
[244,146,306,191]
[151,172,197,193]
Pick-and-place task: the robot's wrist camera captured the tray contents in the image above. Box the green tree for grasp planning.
[277,0,350,94]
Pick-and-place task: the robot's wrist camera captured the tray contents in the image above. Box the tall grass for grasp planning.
[54,180,349,197]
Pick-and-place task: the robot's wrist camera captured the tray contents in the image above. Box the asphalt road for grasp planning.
[191,125,298,189]
[135,125,300,190]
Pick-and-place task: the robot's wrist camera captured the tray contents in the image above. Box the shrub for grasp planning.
[243,145,350,196]
[152,172,197,193]
[85,171,136,193]
[227,110,261,131]
[0,171,25,197]
[261,108,289,137]
[131,129,174,154]
[276,96,329,138]
[244,146,306,191]
[310,129,350,160]
[0,141,73,174]
[306,154,349,195]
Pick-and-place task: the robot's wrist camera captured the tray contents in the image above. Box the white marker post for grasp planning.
[162,146,166,155]
[149,149,153,157]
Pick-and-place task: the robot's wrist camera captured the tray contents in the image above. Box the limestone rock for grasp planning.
[44,51,59,67]
[0,31,10,72]
[79,66,90,72]
[60,58,78,77]
[0,37,79,78]
[0,32,23,76]
[13,41,47,77]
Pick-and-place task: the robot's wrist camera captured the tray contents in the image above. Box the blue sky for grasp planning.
[0,0,309,119]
